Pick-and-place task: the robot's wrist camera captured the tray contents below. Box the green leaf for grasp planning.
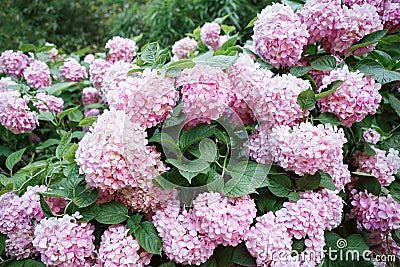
[78,116,98,127]
[232,243,256,266]
[0,233,5,255]
[65,166,85,190]
[193,54,239,69]
[45,82,76,95]
[18,43,36,52]
[64,143,78,163]
[297,89,316,110]
[68,109,84,122]
[221,25,236,35]
[218,34,238,52]
[315,80,344,99]
[379,133,400,151]
[135,221,162,255]
[165,59,195,77]
[198,138,217,162]
[282,0,305,12]
[287,191,300,201]
[57,106,80,120]
[77,204,100,222]
[354,176,381,196]
[166,159,210,183]
[289,66,311,77]
[295,172,321,190]
[268,174,292,197]
[355,59,400,84]
[141,43,159,64]
[127,214,143,235]
[40,195,55,218]
[388,94,400,117]
[310,55,337,71]
[319,171,338,191]
[160,262,176,267]
[73,189,98,208]
[36,138,59,150]
[364,143,377,156]
[180,124,215,152]
[96,201,128,224]
[391,228,400,245]
[292,239,305,253]
[6,148,26,172]
[207,169,224,192]
[317,113,342,126]
[200,257,218,267]
[246,16,258,28]
[38,111,55,122]
[350,30,387,53]
[56,131,72,159]
[224,162,270,197]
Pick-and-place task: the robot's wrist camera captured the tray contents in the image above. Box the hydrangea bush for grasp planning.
[0,1,400,267]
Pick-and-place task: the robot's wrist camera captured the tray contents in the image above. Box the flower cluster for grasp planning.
[33,92,64,114]
[343,0,389,17]
[105,36,137,63]
[172,37,198,60]
[0,50,29,78]
[106,68,179,128]
[23,60,52,89]
[89,58,111,89]
[33,213,95,267]
[0,90,38,134]
[82,86,100,106]
[317,66,381,127]
[177,64,232,128]
[355,148,400,186]
[100,60,131,98]
[200,22,221,50]
[253,3,309,68]
[383,2,400,33]
[363,128,381,144]
[60,58,88,82]
[98,224,151,267]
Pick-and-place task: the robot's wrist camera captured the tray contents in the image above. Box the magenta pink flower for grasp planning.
[153,204,217,265]
[177,64,232,128]
[343,0,389,17]
[98,224,151,267]
[322,3,383,56]
[82,86,100,106]
[33,213,95,267]
[0,91,38,134]
[317,66,381,127]
[105,36,137,63]
[23,60,51,89]
[200,22,221,50]
[33,92,64,114]
[106,69,179,128]
[298,0,343,44]
[363,128,381,144]
[253,3,309,68]
[192,192,257,246]
[0,50,29,78]
[89,58,111,89]
[60,58,88,82]
[172,37,198,60]
[383,3,400,33]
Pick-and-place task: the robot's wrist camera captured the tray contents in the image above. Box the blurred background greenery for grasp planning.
[0,0,273,53]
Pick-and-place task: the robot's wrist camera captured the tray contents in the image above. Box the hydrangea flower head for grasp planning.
[383,3,400,33]
[0,50,29,78]
[253,3,309,68]
[60,58,88,82]
[33,92,64,114]
[172,37,198,60]
[200,22,221,50]
[82,87,100,106]
[89,58,111,89]
[363,128,380,144]
[23,60,51,89]
[105,36,137,63]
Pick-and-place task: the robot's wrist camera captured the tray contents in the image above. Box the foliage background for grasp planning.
[0,0,273,52]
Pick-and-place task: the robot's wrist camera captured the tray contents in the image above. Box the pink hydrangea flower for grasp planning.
[33,92,64,114]
[253,3,309,68]
[106,69,179,128]
[350,189,400,234]
[76,109,166,193]
[105,36,137,63]
[252,73,310,129]
[82,87,100,105]
[355,148,400,186]
[33,213,95,267]
[89,58,111,89]
[298,0,343,44]
[317,66,382,127]
[48,48,58,59]
[0,50,29,78]
[172,37,198,60]
[383,3,400,33]
[245,212,295,267]
[323,4,383,56]
[200,22,221,50]
[363,128,380,144]
[100,61,131,99]
[60,58,88,82]
[225,53,273,126]
[324,163,352,191]
[153,204,217,265]
[84,54,95,64]
[23,60,52,89]
[83,108,100,118]
[247,122,347,176]
[98,224,151,267]
[343,0,389,17]
[5,231,36,259]
[0,77,17,93]
[177,64,232,129]
[0,91,38,134]
[192,192,257,246]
